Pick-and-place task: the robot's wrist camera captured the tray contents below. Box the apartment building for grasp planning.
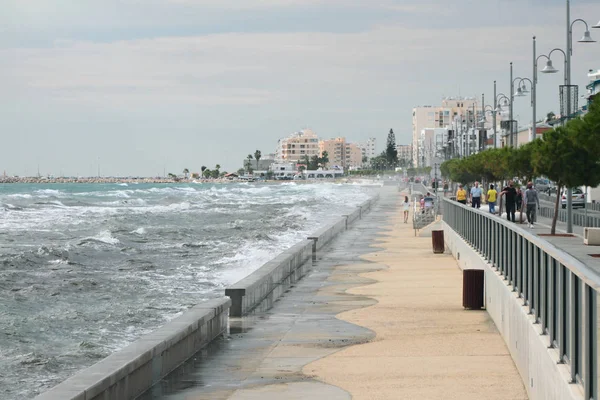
[275,129,320,164]
[358,137,377,162]
[412,97,480,166]
[396,144,412,164]
[319,137,363,170]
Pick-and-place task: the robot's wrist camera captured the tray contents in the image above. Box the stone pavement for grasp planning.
[141,186,526,400]
[303,189,527,400]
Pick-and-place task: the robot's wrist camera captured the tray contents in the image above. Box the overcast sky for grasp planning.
[2,0,600,177]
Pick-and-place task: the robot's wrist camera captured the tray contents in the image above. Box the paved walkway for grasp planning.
[143,186,526,400]
[303,189,527,400]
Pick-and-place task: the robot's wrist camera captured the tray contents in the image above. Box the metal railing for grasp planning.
[443,197,600,399]
[538,206,600,228]
[540,192,600,213]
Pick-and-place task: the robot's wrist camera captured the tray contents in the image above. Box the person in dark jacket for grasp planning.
[500,180,517,222]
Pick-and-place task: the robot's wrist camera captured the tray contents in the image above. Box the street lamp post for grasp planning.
[535,0,598,234]
[509,62,515,147]
[494,80,497,148]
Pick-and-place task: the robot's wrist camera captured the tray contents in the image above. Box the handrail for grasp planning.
[444,197,600,290]
[442,197,598,398]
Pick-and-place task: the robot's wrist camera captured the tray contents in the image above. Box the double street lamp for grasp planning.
[530,1,598,234]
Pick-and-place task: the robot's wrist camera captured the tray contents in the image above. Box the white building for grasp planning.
[358,137,377,162]
[412,97,480,166]
[396,144,412,165]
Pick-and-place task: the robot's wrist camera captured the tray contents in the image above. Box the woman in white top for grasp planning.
[402,196,410,223]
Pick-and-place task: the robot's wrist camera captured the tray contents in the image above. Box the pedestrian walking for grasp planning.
[486,184,497,214]
[470,181,482,209]
[516,187,523,213]
[402,195,410,223]
[456,184,467,205]
[500,180,517,222]
[524,182,540,228]
[443,181,449,197]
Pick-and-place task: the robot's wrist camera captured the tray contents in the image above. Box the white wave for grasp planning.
[130,227,146,235]
[79,230,120,245]
[48,259,68,265]
[35,189,63,196]
[117,183,128,187]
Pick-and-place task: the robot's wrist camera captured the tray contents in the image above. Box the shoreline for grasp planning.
[0,176,385,185]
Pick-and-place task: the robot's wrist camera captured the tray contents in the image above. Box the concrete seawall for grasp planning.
[226,195,379,317]
[33,298,230,400]
[35,192,380,399]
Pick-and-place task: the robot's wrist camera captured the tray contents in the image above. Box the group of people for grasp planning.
[455,180,541,228]
[401,192,436,223]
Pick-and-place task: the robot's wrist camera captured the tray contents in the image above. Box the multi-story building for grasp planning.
[344,142,363,169]
[319,137,363,170]
[396,144,412,165]
[586,68,600,107]
[275,129,320,164]
[412,97,480,166]
[358,137,377,162]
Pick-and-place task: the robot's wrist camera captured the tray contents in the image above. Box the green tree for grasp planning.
[254,150,262,169]
[309,155,320,170]
[183,168,189,178]
[320,151,329,169]
[302,155,310,169]
[244,159,253,174]
[203,168,212,178]
[385,129,399,166]
[237,168,245,176]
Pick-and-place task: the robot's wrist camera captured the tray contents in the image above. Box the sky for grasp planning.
[2,0,600,177]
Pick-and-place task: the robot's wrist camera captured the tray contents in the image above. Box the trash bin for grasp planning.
[432,230,444,254]
[462,269,484,309]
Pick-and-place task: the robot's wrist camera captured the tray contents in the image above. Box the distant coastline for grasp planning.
[0,176,371,184]
[0,176,232,184]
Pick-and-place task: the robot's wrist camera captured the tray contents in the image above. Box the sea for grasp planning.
[0,181,379,399]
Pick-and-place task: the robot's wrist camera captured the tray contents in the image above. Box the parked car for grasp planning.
[534,178,550,193]
[561,188,585,208]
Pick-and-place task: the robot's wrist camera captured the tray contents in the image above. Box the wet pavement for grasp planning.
[138,186,399,400]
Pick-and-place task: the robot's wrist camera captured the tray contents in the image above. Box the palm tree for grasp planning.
[320,151,329,169]
[201,166,207,176]
[254,150,262,170]
[183,168,189,179]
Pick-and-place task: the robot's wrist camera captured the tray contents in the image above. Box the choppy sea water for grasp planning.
[0,181,378,399]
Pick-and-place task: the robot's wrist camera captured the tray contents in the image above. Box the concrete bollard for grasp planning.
[341,215,349,229]
[308,237,318,261]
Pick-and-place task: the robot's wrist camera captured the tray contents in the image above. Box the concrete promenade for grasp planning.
[144,186,526,399]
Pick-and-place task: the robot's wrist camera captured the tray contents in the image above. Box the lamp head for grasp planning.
[520,84,529,95]
[593,20,600,29]
[578,30,596,43]
[514,87,525,97]
[541,59,558,74]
